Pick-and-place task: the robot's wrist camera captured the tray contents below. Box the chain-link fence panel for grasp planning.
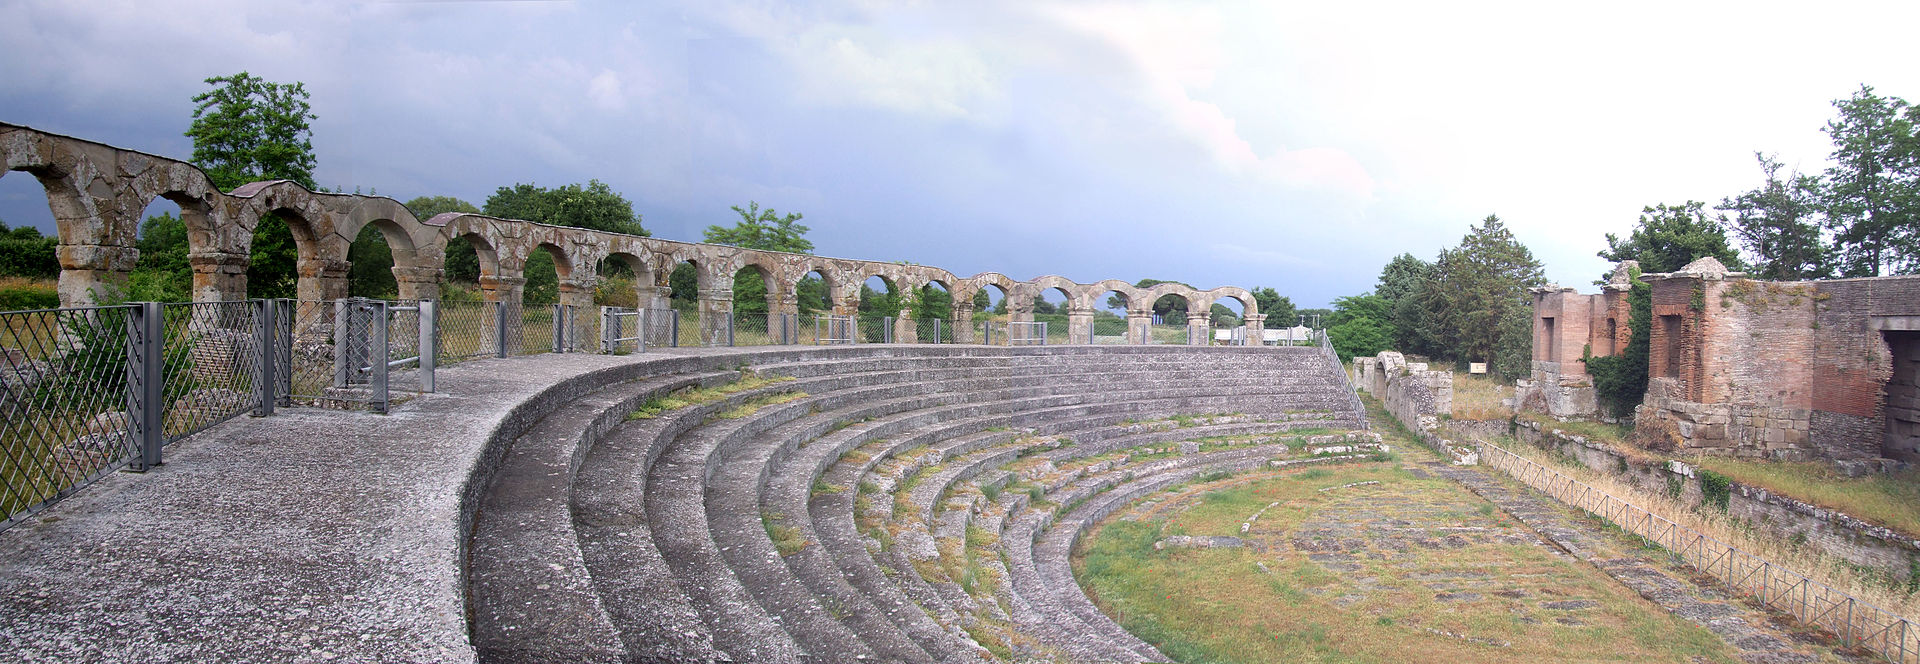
[642,309,681,348]
[913,318,952,343]
[1,305,140,530]
[159,301,264,445]
[436,300,498,363]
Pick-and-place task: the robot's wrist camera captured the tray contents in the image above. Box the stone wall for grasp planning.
[1445,417,1920,581]
[1354,351,1473,464]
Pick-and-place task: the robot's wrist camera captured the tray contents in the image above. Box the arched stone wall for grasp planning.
[0,121,1275,345]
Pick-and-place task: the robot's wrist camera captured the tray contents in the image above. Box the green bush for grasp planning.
[1698,469,1732,512]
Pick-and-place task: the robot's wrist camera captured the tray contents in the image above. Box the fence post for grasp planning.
[936,319,944,344]
[494,301,509,358]
[253,299,275,417]
[670,309,680,347]
[125,302,165,471]
[1040,322,1048,346]
[276,299,292,406]
[601,307,615,353]
[882,316,893,344]
[727,312,735,347]
[419,300,437,393]
[985,322,993,346]
[552,304,565,354]
[332,298,351,388]
[370,301,390,414]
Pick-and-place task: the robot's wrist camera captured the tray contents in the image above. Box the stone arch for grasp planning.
[601,235,655,309]
[232,181,350,302]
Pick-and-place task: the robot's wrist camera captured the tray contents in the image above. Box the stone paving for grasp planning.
[1087,444,1870,663]
[1438,460,1872,664]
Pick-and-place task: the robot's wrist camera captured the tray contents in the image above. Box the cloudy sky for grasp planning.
[3,1,1917,307]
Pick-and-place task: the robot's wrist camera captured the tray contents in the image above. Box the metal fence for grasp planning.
[814,314,854,345]
[1008,320,1048,346]
[1478,440,1916,662]
[913,318,951,343]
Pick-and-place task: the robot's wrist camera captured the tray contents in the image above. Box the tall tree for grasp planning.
[704,202,813,253]
[186,72,317,191]
[704,202,814,316]
[185,72,319,299]
[1416,215,1544,375]
[1597,201,1744,278]
[1820,85,1920,276]
[1718,154,1833,280]
[1375,253,1434,352]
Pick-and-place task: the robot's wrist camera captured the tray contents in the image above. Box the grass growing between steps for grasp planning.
[626,372,797,419]
[1072,461,1745,664]
[709,391,808,421]
[761,511,808,556]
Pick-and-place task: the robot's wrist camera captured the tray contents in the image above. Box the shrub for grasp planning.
[0,277,59,310]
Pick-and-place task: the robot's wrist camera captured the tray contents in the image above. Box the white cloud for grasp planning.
[587,70,626,111]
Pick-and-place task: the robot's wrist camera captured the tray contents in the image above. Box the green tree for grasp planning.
[186,72,317,191]
[704,202,814,316]
[1597,201,1744,278]
[405,196,483,282]
[1820,85,1920,276]
[1326,293,1393,361]
[1415,215,1544,375]
[484,181,647,236]
[1249,287,1294,328]
[1718,154,1833,281]
[127,213,191,301]
[0,219,59,279]
[972,288,993,312]
[1375,253,1434,352]
[184,72,319,300]
[704,202,812,253]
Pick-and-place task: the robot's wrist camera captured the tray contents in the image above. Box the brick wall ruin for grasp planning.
[1524,256,1920,464]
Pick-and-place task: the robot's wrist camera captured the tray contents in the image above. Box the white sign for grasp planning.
[1468,363,1487,374]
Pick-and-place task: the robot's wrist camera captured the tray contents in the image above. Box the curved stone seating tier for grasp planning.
[465,345,1365,663]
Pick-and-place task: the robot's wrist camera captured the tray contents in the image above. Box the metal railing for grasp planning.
[814,314,854,345]
[600,306,644,354]
[1478,440,1916,662]
[1316,329,1367,430]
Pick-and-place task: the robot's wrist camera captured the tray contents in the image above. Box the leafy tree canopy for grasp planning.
[1597,201,1744,278]
[1820,84,1920,276]
[1327,293,1394,361]
[484,180,647,237]
[704,201,812,254]
[186,71,317,191]
[1718,154,1832,281]
[1249,287,1295,328]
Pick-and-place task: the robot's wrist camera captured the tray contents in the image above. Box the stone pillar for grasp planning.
[393,266,445,302]
[56,243,138,306]
[894,309,916,344]
[1243,313,1266,346]
[1186,310,1211,346]
[188,250,250,303]
[698,287,734,346]
[296,256,350,303]
[1127,311,1152,345]
[1067,307,1094,345]
[479,274,526,353]
[954,305,976,344]
[770,290,799,344]
[1008,301,1033,344]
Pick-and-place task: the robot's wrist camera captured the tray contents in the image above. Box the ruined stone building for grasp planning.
[1524,256,1920,465]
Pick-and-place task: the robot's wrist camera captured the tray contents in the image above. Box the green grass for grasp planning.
[762,511,808,556]
[626,373,796,419]
[1073,463,1744,664]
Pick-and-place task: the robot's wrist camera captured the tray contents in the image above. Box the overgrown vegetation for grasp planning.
[1583,266,1651,418]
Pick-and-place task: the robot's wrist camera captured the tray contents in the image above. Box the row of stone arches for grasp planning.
[0,121,1266,343]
